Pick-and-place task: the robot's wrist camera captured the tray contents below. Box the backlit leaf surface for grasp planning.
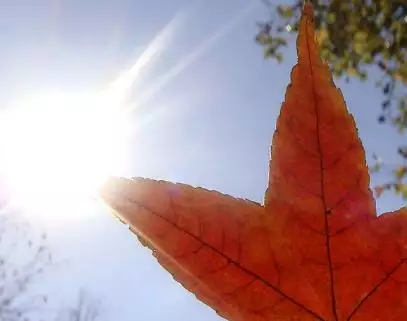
[100,4,407,321]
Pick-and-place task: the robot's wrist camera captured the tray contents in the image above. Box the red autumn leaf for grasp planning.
[100,3,407,321]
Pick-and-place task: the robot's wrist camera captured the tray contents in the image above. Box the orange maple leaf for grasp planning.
[100,3,407,321]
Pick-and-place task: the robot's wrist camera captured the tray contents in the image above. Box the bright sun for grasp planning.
[0,16,186,222]
[0,91,131,221]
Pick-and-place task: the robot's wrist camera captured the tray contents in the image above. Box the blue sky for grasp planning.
[0,0,405,321]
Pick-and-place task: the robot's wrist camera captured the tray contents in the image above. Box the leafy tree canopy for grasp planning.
[256,0,407,199]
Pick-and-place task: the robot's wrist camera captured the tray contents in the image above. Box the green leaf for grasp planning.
[276,5,294,19]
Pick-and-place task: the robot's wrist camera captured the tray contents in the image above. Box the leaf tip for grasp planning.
[302,2,314,18]
[296,1,323,68]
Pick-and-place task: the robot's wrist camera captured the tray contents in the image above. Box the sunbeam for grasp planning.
[0,2,256,224]
[127,3,258,112]
[105,12,185,108]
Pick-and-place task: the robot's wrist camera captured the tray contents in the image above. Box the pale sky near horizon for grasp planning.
[0,1,405,321]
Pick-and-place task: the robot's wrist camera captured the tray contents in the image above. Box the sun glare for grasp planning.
[0,18,178,222]
[0,5,254,222]
[0,91,131,221]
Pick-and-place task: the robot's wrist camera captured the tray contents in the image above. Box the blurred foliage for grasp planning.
[0,208,52,321]
[256,0,407,200]
[0,201,104,321]
[56,290,103,321]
